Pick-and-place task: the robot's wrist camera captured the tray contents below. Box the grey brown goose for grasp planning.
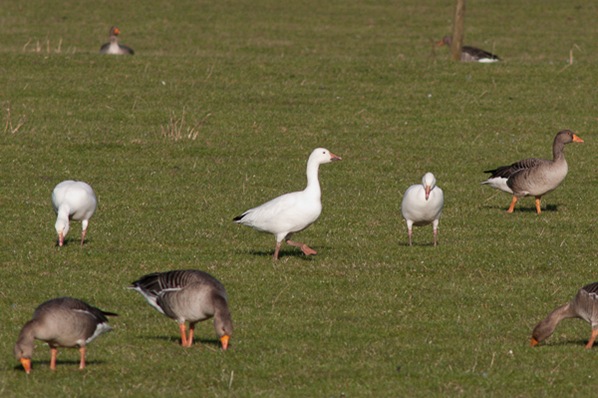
[99,26,135,55]
[52,180,97,246]
[531,282,598,349]
[130,270,233,349]
[233,148,341,260]
[14,297,116,374]
[437,35,501,63]
[481,130,583,214]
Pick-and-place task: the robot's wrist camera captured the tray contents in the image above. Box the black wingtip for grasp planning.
[233,214,244,222]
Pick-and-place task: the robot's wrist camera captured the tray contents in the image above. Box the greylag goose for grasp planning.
[129,270,233,349]
[14,297,116,374]
[99,26,135,55]
[233,148,341,260]
[531,282,598,349]
[437,35,501,63]
[51,180,97,246]
[401,172,444,246]
[482,130,583,214]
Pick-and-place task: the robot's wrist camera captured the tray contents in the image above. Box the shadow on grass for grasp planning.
[139,334,223,348]
[13,358,107,372]
[54,238,92,247]
[236,248,318,261]
[481,204,558,213]
[538,339,590,347]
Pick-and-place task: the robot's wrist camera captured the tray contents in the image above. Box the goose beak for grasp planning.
[58,232,64,247]
[113,27,121,35]
[20,358,31,374]
[330,153,342,161]
[572,134,584,143]
[530,337,539,347]
[425,185,431,200]
[220,335,230,350]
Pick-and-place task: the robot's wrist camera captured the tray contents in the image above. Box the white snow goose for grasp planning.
[437,35,501,63]
[51,180,97,246]
[99,26,135,55]
[481,130,583,214]
[401,172,444,246]
[233,148,341,260]
[129,270,233,349]
[14,297,117,374]
[531,282,598,349]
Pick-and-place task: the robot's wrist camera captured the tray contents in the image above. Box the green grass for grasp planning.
[1,0,597,396]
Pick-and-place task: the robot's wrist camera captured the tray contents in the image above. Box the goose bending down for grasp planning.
[531,282,598,349]
[437,35,501,63]
[401,172,444,246]
[233,148,341,260]
[129,270,233,349]
[99,26,135,55]
[481,130,583,214]
[52,180,97,246]
[14,297,117,374]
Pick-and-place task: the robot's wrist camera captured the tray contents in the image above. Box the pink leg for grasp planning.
[273,241,282,260]
[433,228,438,247]
[80,229,87,246]
[79,346,86,370]
[407,229,413,246]
[50,347,58,370]
[586,329,598,349]
[179,323,188,346]
[286,240,317,256]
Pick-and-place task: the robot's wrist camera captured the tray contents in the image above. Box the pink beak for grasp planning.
[330,152,342,161]
[425,185,431,200]
[58,232,64,246]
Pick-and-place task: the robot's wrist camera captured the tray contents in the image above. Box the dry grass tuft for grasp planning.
[160,109,211,141]
[3,103,26,134]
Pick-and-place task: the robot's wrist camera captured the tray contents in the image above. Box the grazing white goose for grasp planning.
[437,35,501,63]
[233,148,341,260]
[130,270,233,349]
[51,180,97,246]
[401,172,444,246]
[481,130,583,214]
[99,26,135,55]
[14,297,117,374]
[531,282,598,349]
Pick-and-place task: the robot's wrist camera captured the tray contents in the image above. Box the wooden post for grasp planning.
[451,0,466,61]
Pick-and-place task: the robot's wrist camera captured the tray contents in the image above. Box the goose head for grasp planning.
[110,26,121,37]
[436,36,452,47]
[215,315,233,350]
[14,340,33,374]
[422,172,437,200]
[309,148,342,165]
[55,217,69,246]
[557,129,584,144]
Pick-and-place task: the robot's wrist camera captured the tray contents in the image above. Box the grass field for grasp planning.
[1,0,597,396]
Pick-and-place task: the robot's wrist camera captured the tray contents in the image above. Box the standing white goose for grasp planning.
[51,180,97,246]
[401,172,444,246]
[14,297,117,374]
[99,26,135,55]
[129,270,233,349]
[481,130,583,214]
[233,148,341,260]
